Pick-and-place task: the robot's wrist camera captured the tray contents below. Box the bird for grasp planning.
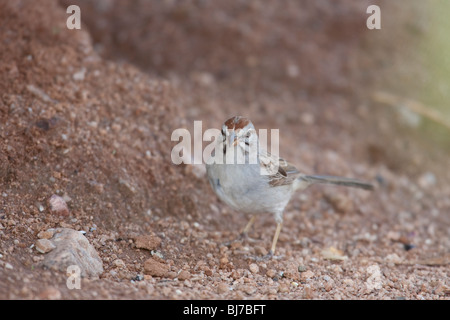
[205,115,374,257]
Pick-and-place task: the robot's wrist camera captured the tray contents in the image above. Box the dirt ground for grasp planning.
[0,0,449,300]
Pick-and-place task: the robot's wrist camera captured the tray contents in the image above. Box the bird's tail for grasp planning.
[300,175,374,191]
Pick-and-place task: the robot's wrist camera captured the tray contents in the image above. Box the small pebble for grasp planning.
[161,287,171,296]
[48,195,69,216]
[385,253,402,264]
[177,270,191,281]
[38,287,61,300]
[35,239,56,254]
[300,270,314,281]
[183,279,192,288]
[283,270,299,280]
[113,259,126,268]
[267,288,278,295]
[73,68,86,81]
[37,229,56,239]
[249,263,259,274]
[203,267,213,277]
[298,265,307,273]
[324,281,333,292]
[303,285,314,299]
[343,278,354,286]
[278,284,289,293]
[266,269,277,278]
[230,242,241,250]
[234,291,245,300]
[133,274,144,282]
[217,282,230,294]
[243,285,256,295]
[150,250,164,259]
[231,270,240,280]
[19,286,30,297]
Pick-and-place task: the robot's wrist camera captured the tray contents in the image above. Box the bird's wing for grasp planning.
[259,149,302,187]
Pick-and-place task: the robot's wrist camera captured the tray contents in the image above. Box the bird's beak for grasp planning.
[228,131,239,148]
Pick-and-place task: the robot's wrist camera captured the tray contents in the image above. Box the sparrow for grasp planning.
[205,116,373,257]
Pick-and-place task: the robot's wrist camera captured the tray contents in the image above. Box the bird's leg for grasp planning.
[268,222,283,257]
[238,215,259,243]
[222,215,257,247]
[240,215,256,238]
[247,222,283,261]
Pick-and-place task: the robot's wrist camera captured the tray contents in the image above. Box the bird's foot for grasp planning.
[222,232,259,247]
[245,250,283,261]
[239,232,259,243]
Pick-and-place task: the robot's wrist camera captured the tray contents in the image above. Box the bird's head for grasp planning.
[221,116,258,153]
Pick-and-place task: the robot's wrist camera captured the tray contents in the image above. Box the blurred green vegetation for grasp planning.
[422,0,450,119]
[419,1,450,146]
[391,1,450,148]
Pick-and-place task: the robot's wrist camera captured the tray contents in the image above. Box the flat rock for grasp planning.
[144,257,168,277]
[40,228,103,278]
[135,234,162,251]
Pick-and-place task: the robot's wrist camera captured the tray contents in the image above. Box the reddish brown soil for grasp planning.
[0,0,448,299]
